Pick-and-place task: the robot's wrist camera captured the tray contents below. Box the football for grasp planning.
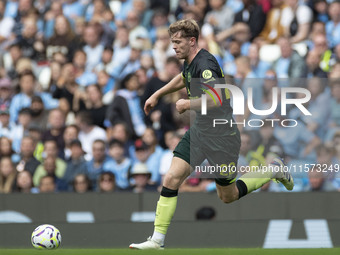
[31,224,61,249]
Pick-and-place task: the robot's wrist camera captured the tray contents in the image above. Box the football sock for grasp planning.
[152,187,178,246]
[237,168,275,199]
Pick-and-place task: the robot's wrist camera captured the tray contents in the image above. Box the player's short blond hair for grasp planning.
[168,19,199,41]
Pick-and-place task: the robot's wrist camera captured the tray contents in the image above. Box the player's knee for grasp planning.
[163,172,182,189]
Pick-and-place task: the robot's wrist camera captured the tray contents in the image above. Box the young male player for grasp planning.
[129,19,294,250]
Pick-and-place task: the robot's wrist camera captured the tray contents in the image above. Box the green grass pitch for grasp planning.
[1,248,340,255]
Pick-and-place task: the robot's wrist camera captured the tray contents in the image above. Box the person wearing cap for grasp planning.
[129,162,157,193]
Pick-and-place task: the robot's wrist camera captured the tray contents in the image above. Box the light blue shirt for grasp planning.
[274,121,315,159]
[103,157,132,189]
[326,21,340,49]
[275,58,290,78]
[9,92,59,123]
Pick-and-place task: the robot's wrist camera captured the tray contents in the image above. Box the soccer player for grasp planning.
[129,19,294,250]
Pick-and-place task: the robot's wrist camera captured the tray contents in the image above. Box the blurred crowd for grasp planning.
[0,0,340,194]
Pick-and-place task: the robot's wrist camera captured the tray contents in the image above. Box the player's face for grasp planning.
[171,32,192,60]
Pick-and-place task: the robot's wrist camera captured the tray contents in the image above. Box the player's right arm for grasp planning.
[144,73,185,115]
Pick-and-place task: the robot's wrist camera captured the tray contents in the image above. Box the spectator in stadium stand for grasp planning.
[46,14,81,61]
[62,124,79,161]
[312,0,329,23]
[0,156,16,193]
[142,127,164,165]
[94,46,114,74]
[83,24,104,72]
[12,0,34,36]
[72,49,97,89]
[29,95,49,131]
[307,168,336,191]
[106,122,135,159]
[235,56,262,127]
[273,37,307,78]
[106,73,146,138]
[222,39,241,76]
[98,171,116,193]
[84,84,107,129]
[326,80,340,141]
[133,139,161,185]
[142,57,181,133]
[0,108,12,138]
[202,0,234,38]
[9,107,32,153]
[312,33,334,73]
[16,16,45,62]
[305,50,328,78]
[238,131,253,172]
[0,78,13,115]
[129,162,157,193]
[125,9,149,46]
[283,0,313,43]
[132,0,154,29]
[42,108,66,156]
[86,139,110,190]
[96,69,116,105]
[73,173,92,193]
[152,27,176,72]
[9,70,59,123]
[159,131,181,184]
[316,144,340,179]
[38,175,56,193]
[108,25,131,78]
[248,43,271,78]
[216,1,265,43]
[75,111,107,160]
[52,63,85,112]
[103,139,132,190]
[16,136,40,176]
[273,115,321,162]
[0,0,15,53]
[85,0,106,22]
[0,137,17,162]
[326,1,340,50]
[4,43,23,80]
[14,170,34,193]
[43,0,63,39]
[290,78,330,140]
[62,0,86,21]
[256,0,290,44]
[60,139,87,191]
[118,40,144,80]
[33,140,67,187]
[148,8,170,44]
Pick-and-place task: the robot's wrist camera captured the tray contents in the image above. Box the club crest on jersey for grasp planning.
[202,70,212,79]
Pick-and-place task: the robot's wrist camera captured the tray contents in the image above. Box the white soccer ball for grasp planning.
[31,224,61,249]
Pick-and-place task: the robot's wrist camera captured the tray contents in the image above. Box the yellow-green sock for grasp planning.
[154,195,178,235]
[237,168,274,198]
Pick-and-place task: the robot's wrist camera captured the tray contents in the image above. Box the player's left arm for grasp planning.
[176,62,223,114]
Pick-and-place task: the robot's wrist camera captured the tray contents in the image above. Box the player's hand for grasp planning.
[144,96,158,116]
[176,99,190,114]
